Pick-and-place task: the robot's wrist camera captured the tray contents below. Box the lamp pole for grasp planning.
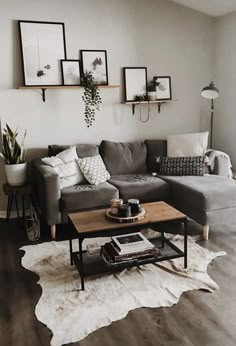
[210,99,214,148]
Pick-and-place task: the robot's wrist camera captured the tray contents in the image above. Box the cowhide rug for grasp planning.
[20,230,225,346]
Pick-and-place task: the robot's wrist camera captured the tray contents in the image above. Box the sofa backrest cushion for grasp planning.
[99,140,147,175]
[48,144,98,158]
[145,140,167,172]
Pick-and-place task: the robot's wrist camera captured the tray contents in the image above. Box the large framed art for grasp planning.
[81,50,108,85]
[18,20,67,86]
[124,67,147,102]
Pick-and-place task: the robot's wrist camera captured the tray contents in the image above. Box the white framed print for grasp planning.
[153,76,172,100]
[124,67,147,102]
[61,60,81,85]
[81,50,108,85]
[19,20,67,86]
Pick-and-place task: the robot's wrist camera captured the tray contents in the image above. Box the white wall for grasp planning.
[0,0,214,212]
[214,12,236,169]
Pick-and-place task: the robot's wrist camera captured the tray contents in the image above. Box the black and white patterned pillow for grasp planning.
[78,155,111,185]
[158,156,205,176]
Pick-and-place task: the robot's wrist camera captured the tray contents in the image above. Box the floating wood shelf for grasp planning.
[19,85,120,102]
[126,100,176,114]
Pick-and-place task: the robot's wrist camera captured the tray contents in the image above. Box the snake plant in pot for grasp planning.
[0,123,27,186]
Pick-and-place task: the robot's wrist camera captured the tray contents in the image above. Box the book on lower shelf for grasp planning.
[111,232,154,255]
[101,232,160,267]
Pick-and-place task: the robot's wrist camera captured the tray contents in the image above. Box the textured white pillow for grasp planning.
[42,147,85,189]
[167,132,209,157]
[78,155,111,185]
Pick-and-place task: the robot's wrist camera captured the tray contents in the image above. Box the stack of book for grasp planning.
[101,232,160,267]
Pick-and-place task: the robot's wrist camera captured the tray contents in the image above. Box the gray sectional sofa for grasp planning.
[32,140,236,240]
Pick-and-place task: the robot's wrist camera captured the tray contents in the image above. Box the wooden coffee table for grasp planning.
[68,201,187,290]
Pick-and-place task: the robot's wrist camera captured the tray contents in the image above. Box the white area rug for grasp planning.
[21,231,225,346]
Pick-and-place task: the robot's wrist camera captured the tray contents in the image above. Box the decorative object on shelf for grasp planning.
[18,20,67,86]
[81,71,102,127]
[124,67,147,102]
[147,80,157,101]
[0,123,27,186]
[61,60,81,85]
[81,50,108,85]
[153,76,172,100]
[201,82,219,148]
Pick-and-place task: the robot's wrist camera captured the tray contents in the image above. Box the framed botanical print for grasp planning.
[81,50,108,85]
[19,20,67,86]
[153,76,172,100]
[124,67,147,102]
[61,60,81,85]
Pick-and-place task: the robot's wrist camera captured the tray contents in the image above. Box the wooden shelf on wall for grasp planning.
[18,85,120,102]
[125,100,176,114]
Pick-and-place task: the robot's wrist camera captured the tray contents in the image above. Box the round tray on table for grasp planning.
[105,208,146,223]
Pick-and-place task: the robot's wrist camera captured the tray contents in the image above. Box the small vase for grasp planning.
[5,163,27,186]
[148,92,157,101]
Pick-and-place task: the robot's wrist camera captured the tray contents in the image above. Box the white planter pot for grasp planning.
[5,163,27,186]
[148,92,157,101]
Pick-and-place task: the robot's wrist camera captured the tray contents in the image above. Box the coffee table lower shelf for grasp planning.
[71,237,186,287]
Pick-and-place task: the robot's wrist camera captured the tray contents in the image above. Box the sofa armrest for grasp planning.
[206,149,232,178]
[32,159,61,225]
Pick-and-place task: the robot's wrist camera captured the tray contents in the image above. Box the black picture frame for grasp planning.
[18,20,67,86]
[81,50,108,85]
[124,67,147,102]
[61,60,81,86]
[153,76,172,101]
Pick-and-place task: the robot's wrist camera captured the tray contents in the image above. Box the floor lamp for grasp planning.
[201,82,219,148]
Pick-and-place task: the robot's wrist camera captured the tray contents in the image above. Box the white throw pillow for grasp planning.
[78,155,111,185]
[167,132,209,157]
[42,147,86,189]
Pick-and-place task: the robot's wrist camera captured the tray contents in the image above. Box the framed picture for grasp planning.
[18,20,67,86]
[61,60,81,85]
[81,50,108,85]
[153,76,172,100]
[124,67,147,102]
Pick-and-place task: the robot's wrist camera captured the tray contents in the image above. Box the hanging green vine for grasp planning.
[81,71,102,128]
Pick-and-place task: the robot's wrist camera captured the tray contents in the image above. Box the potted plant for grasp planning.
[147,80,157,101]
[81,71,102,128]
[0,123,27,186]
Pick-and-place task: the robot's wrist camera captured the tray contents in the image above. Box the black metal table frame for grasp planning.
[68,217,187,290]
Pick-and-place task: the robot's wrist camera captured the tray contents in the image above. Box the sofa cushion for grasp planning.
[159,156,205,176]
[48,144,98,158]
[109,174,169,202]
[145,140,167,172]
[99,140,147,175]
[167,132,209,157]
[160,175,236,211]
[60,182,119,211]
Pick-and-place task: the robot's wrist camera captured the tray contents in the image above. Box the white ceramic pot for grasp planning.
[148,92,157,101]
[5,163,27,186]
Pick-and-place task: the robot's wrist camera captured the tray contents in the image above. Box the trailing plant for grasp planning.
[81,71,102,128]
[0,123,27,164]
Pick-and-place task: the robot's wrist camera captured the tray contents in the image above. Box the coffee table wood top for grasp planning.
[68,201,186,234]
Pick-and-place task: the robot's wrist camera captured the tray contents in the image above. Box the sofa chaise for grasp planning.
[32,140,236,240]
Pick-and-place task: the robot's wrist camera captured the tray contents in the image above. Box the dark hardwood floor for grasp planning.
[0,218,236,346]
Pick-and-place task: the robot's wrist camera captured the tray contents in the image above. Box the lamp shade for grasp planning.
[201,82,219,99]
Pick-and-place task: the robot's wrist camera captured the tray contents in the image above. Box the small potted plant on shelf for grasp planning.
[147,80,157,101]
[81,71,102,128]
[0,123,27,186]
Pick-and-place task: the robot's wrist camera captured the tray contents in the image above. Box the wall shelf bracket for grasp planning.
[42,88,47,102]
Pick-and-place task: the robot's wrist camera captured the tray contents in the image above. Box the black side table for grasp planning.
[3,183,32,223]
